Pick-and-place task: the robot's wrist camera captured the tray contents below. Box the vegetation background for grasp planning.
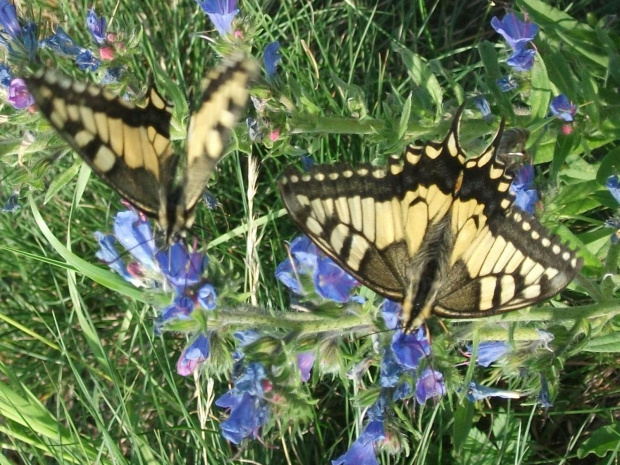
[1,0,619,463]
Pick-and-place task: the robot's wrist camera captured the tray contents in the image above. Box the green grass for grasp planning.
[1,0,619,463]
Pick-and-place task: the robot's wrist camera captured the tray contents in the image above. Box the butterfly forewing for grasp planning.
[279,105,582,332]
[25,71,174,216]
[175,56,259,236]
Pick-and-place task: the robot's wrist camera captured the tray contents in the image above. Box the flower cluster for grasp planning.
[95,209,216,376]
[491,12,538,72]
[276,235,360,303]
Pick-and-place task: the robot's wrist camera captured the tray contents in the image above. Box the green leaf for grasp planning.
[44,158,82,204]
[528,55,552,122]
[584,334,620,353]
[452,400,475,452]
[398,94,412,141]
[577,423,620,458]
[396,48,443,117]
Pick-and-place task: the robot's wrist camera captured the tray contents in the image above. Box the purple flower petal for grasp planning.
[156,296,195,335]
[0,0,21,39]
[332,423,383,465]
[510,164,538,214]
[197,283,217,310]
[156,242,207,292]
[39,26,82,57]
[314,256,359,302]
[506,47,536,72]
[7,78,33,109]
[380,299,401,330]
[491,13,539,51]
[75,49,101,71]
[549,94,578,122]
[415,368,446,404]
[0,63,11,86]
[606,175,620,204]
[466,341,510,367]
[474,96,492,120]
[496,75,518,92]
[264,41,281,77]
[392,327,431,369]
[113,210,159,272]
[196,0,238,35]
[177,333,210,376]
[297,352,315,382]
[86,9,106,44]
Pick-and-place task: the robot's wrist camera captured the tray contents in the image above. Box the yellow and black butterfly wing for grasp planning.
[278,107,468,300]
[434,207,582,321]
[25,70,174,217]
[166,55,258,239]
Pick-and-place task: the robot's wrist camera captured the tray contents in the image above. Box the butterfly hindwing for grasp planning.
[435,208,581,319]
[279,105,582,332]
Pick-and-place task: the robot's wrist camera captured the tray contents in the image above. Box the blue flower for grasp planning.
[156,241,207,293]
[474,96,492,120]
[415,368,446,404]
[466,381,521,402]
[20,22,37,60]
[177,333,210,376]
[100,66,124,85]
[510,164,538,214]
[491,12,539,51]
[496,75,518,92]
[276,235,359,302]
[506,47,536,72]
[467,341,510,367]
[297,351,315,382]
[0,0,21,39]
[537,374,553,408]
[391,327,431,369]
[94,232,143,286]
[197,283,217,310]
[76,49,101,71]
[0,63,11,86]
[155,295,195,335]
[39,26,82,57]
[332,397,386,465]
[606,175,620,204]
[196,0,238,35]
[331,435,379,465]
[1,192,20,213]
[202,191,222,210]
[549,95,577,122]
[264,41,281,78]
[113,210,159,272]
[216,361,269,444]
[7,78,34,109]
[86,9,106,44]
[314,255,359,302]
